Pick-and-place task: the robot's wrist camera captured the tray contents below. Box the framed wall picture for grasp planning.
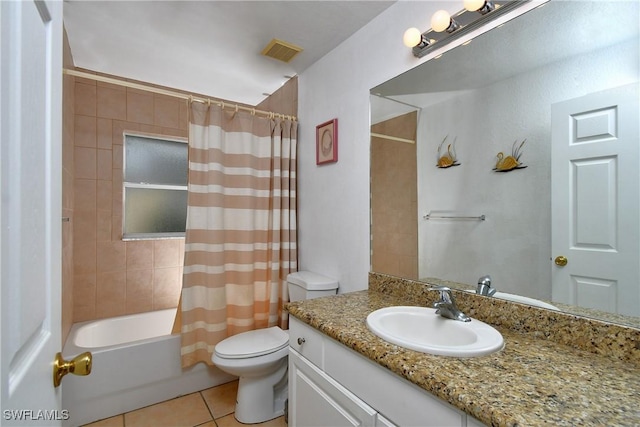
[316,118,338,165]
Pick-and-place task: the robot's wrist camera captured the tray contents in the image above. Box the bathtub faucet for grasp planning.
[476,275,497,297]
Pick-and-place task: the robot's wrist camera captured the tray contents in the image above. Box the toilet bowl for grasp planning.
[212,327,289,424]
[212,271,339,424]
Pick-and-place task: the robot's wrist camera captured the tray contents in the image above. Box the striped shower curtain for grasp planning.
[180,102,297,368]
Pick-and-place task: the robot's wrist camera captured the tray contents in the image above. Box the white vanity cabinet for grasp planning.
[288,317,485,427]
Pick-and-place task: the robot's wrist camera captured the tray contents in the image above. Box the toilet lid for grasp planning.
[215,327,289,359]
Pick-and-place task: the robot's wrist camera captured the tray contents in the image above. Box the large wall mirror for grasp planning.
[370,0,639,328]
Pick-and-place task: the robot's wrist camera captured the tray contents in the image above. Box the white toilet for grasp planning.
[212,271,339,424]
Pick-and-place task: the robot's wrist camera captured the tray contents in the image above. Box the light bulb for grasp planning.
[431,10,452,32]
[464,0,486,12]
[403,28,422,48]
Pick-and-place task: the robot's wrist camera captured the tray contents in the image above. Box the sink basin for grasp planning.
[463,289,560,311]
[366,306,504,357]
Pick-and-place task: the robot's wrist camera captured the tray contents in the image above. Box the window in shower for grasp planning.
[123,133,188,240]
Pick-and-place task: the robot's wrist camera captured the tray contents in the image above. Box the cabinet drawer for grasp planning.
[289,317,325,368]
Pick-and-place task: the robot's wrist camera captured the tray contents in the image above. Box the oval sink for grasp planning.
[366,306,504,357]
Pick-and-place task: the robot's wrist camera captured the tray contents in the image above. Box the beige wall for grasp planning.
[370,112,418,279]
[256,76,298,117]
[63,64,298,326]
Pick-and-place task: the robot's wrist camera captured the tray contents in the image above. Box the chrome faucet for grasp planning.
[476,275,497,297]
[431,286,470,322]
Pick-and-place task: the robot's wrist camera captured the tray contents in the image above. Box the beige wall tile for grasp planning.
[75,83,96,117]
[97,210,112,242]
[126,90,154,125]
[112,120,138,146]
[96,180,112,212]
[73,273,97,322]
[97,85,127,120]
[74,147,96,179]
[178,101,188,130]
[62,169,74,210]
[126,240,154,269]
[74,210,97,243]
[154,240,180,268]
[112,144,123,170]
[74,114,96,148]
[97,118,113,150]
[97,241,126,273]
[152,267,181,310]
[111,215,123,241]
[74,178,96,211]
[154,95,180,129]
[126,269,153,314]
[96,271,126,318]
[97,149,112,181]
[73,240,96,276]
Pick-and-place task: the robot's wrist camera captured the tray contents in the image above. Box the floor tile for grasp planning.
[124,392,212,427]
[82,415,124,427]
[213,414,242,427]
[260,416,287,427]
[201,380,238,419]
[215,414,286,427]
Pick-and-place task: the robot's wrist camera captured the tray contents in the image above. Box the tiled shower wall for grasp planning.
[72,74,188,322]
[63,54,298,327]
[370,111,418,279]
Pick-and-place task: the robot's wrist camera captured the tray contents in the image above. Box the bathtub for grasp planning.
[62,308,235,427]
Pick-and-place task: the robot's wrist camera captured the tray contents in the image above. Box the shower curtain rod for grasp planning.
[63,68,297,121]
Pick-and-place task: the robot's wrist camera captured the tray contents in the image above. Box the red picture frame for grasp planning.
[316,118,338,165]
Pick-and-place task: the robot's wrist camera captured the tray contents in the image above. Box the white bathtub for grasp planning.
[62,308,235,427]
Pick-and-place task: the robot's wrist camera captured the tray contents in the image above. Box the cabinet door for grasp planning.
[376,413,398,427]
[289,349,377,427]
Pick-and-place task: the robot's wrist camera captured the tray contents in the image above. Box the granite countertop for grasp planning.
[286,288,640,426]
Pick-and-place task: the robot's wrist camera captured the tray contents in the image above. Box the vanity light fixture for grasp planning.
[464,0,495,14]
[404,0,531,58]
[431,10,460,33]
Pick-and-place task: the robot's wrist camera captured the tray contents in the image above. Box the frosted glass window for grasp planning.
[124,188,188,234]
[123,134,188,239]
[125,135,188,185]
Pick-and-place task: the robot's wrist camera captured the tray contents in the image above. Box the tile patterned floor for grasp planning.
[83,380,287,427]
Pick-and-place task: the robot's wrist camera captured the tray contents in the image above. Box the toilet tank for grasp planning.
[287,271,339,302]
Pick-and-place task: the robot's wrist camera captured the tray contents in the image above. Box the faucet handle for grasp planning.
[430,286,454,304]
[477,275,492,286]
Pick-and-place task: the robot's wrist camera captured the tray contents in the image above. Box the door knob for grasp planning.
[53,351,92,387]
[554,256,568,267]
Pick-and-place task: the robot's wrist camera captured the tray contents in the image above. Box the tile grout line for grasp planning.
[198,390,218,427]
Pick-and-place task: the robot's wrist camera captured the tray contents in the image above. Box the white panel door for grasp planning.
[551,83,639,316]
[1,0,64,424]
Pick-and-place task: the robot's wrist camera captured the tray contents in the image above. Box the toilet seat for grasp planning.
[214,326,289,359]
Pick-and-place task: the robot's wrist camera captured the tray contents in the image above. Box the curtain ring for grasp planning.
[235,104,239,113]
[221,101,225,110]
[206,98,211,107]
[251,108,256,116]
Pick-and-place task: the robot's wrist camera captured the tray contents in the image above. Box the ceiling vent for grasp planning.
[261,39,303,63]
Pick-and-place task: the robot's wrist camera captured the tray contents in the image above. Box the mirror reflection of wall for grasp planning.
[370,0,640,324]
[370,96,420,279]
